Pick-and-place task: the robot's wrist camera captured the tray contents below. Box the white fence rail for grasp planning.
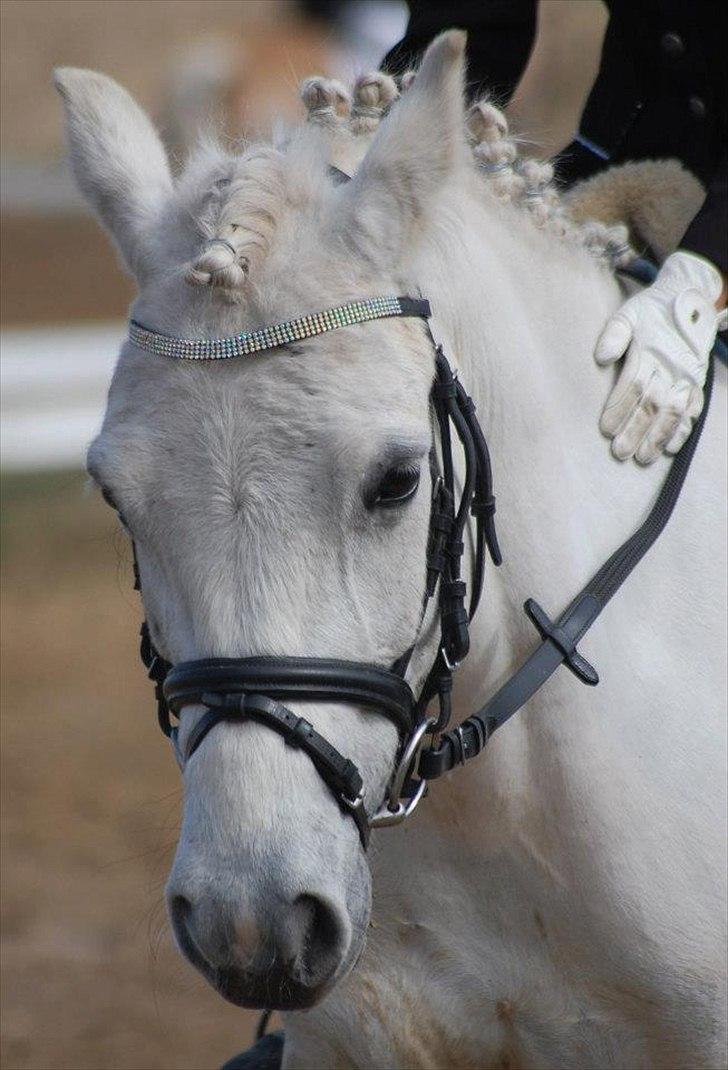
[1,323,124,470]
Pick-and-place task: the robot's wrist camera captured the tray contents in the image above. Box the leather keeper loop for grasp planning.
[443,579,467,601]
[290,716,315,746]
[434,380,457,400]
[472,495,496,517]
[444,621,470,664]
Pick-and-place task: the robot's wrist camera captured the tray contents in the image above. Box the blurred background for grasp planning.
[0,2,605,1068]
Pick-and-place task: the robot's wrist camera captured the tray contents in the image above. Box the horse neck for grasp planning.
[411,188,625,669]
[414,186,624,446]
[399,188,641,833]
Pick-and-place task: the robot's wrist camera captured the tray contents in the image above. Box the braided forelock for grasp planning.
[183,144,287,300]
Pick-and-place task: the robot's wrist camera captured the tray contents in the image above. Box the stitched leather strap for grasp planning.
[183,692,370,847]
[419,592,600,777]
[163,656,416,739]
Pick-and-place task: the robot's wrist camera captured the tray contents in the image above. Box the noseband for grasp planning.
[132,294,500,848]
[129,259,717,850]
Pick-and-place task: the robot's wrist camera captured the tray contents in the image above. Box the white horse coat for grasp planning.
[55,31,726,1070]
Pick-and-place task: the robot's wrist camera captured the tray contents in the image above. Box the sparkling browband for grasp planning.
[129,296,431,361]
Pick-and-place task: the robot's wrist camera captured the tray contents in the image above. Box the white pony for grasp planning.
[55,32,726,1070]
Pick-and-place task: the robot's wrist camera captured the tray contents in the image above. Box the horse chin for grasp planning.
[213,970,331,1012]
[181,913,370,1012]
[213,938,366,1011]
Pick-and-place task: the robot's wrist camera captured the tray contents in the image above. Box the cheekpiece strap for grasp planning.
[129,296,431,362]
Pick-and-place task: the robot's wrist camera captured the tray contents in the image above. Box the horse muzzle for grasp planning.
[168,878,358,1010]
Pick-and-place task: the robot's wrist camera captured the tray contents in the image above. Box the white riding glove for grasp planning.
[595,251,726,464]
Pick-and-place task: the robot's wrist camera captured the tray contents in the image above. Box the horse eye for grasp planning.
[369,464,421,508]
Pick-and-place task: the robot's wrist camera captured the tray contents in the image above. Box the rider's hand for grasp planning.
[595,251,727,464]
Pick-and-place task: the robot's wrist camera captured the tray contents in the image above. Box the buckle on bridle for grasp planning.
[370,716,436,829]
[440,644,462,673]
[342,788,366,813]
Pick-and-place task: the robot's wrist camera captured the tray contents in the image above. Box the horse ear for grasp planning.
[338,31,468,264]
[53,68,172,279]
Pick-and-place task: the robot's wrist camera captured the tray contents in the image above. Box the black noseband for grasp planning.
[162,657,416,737]
[162,658,417,848]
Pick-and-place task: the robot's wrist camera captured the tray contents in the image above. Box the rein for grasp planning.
[128,262,719,849]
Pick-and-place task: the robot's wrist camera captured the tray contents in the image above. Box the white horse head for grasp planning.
[57,32,471,1009]
[56,30,726,1064]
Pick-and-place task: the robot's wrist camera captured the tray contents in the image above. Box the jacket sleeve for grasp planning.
[680,151,728,275]
[382,0,537,104]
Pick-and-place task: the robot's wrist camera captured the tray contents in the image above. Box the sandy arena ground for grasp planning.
[1,471,262,1070]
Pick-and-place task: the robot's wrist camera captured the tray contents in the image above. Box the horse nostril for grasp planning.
[170,893,193,931]
[168,892,213,974]
[284,894,345,987]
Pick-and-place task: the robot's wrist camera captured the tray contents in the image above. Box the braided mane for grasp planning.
[184,65,633,303]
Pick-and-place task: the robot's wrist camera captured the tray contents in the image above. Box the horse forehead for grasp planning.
[110,330,431,451]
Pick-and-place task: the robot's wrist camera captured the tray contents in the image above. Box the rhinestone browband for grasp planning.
[128,296,431,361]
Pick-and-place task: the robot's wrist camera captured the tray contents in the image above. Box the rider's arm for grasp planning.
[680,152,728,280]
[383,0,537,103]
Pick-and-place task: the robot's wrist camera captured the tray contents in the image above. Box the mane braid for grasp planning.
[181,63,635,310]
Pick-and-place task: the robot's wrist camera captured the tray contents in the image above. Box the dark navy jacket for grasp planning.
[384,0,727,271]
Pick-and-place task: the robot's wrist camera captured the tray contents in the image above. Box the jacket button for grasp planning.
[661,31,685,58]
[689,95,706,120]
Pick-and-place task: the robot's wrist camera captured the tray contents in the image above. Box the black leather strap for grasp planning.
[183,692,370,847]
[328,165,351,185]
[413,346,503,733]
[419,592,600,778]
[398,296,432,319]
[163,656,416,739]
[139,621,173,735]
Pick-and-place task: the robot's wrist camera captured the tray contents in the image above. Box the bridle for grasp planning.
[127,261,718,851]
[131,294,500,848]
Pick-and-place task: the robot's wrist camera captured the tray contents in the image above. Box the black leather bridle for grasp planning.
[135,310,501,848]
[129,258,719,850]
